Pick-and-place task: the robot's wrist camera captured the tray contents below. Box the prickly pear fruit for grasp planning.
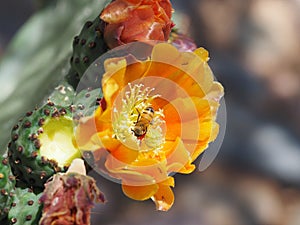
[0,156,15,221]
[8,101,81,189]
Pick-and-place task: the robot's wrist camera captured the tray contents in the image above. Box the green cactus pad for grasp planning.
[66,16,108,88]
[0,156,16,221]
[47,82,75,107]
[8,188,42,225]
[73,88,103,119]
[8,102,81,189]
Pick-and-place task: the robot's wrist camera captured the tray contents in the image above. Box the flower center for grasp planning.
[112,84,165,152]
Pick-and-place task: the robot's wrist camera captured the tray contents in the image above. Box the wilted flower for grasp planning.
[40,159,105,225]
[100,0,173,49]
[76,43,224,211]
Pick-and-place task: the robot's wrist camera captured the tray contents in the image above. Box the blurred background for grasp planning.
[1,0,300,225]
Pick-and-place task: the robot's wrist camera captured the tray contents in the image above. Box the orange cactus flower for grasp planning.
[100,0,173,49]
[76,43,224,211]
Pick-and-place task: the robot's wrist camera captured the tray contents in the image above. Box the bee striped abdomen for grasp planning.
[133,107,155,137]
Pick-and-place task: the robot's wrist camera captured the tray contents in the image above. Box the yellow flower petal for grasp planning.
[194,47,210,62]
[103,57,127,86]
[163,97,212,123]
[168,162,196,174]
[189,142,209,162]
[164,137,190,172]
[152,183,174,211]
[106,158,156,186]
[151,43,181,63]
[111,144,139,164]
[97,129,121,150]
[122,183,159,201]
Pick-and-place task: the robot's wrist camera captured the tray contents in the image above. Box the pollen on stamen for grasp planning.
[112,83,165,151]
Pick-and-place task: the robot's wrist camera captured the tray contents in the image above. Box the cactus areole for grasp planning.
[0,156,15,221]
[8,102,81,189]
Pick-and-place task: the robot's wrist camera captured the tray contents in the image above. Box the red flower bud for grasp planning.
[101,0,173,49]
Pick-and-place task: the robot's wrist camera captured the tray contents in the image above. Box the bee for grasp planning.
[132,106,155,137]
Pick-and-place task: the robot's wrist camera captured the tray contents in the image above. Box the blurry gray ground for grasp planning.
[1,1,300,225]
